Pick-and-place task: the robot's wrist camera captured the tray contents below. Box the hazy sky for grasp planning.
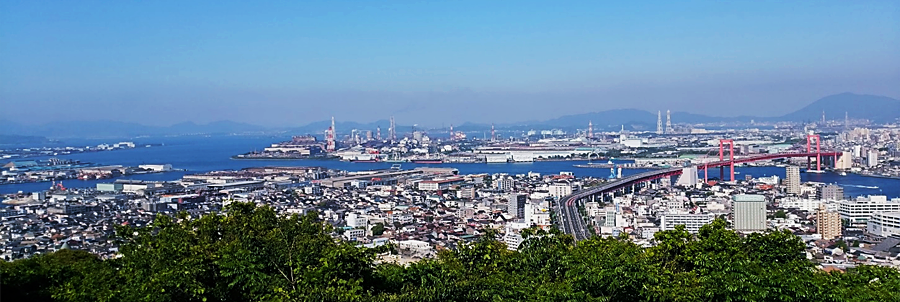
[2,1,898,127]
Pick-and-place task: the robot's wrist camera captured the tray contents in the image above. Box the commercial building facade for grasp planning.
[867,212,900,237]
[733,194,766,232]
[548,183,573,199]
[660,213,714,234]
[839,196,900,226]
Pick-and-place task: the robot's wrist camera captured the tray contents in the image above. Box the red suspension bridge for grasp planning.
[557,135,843,241]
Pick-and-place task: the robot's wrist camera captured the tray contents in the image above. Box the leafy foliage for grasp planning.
[371,222,386,236]
[3,204,899,302]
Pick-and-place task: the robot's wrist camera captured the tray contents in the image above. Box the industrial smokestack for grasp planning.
[665,110,672,134]
[657,111,662,135]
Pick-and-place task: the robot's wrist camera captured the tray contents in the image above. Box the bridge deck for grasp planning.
[556,151,842,241]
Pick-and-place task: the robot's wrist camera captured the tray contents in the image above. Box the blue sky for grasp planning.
[1,1,898,127]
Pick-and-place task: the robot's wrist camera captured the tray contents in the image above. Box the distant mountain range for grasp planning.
[518,92,900,131]
[0,120,267,140]
[1,93,897,141]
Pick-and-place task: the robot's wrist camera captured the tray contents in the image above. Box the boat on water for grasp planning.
[804,169,826,174]
[349,159,380,163]
[410,159,443,164]
[840,172,848,176]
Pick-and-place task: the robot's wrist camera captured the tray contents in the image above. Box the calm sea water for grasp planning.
[2,135,898,198]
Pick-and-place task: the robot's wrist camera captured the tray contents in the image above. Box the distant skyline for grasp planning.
[2,1,898,127]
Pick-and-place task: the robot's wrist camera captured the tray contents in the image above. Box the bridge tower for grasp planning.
[719,139,735,181]
[807,134,821,171]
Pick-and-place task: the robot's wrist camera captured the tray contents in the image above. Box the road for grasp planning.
[555,151,842,241]
[556,167,684,241]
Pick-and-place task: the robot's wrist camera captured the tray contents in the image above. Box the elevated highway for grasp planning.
[555,151,842,241]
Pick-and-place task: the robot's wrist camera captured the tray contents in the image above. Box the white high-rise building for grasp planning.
[733,194,766,232]
[867,212,900,237]
[835,151,853,170]
[504,228,525,251]
[675,166,699,186]
[867,150,879,167]
[839,195,900,226]
[548,183,573,198]
[660,213,714,234]
[779,197,839,212]
[345,212,368,229]
[784,166,801,195]
[496,176,514,191]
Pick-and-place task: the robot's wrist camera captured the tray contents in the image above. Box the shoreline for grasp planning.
[230,156,337,161]
[0,170,177,187]
[853,173,900,181]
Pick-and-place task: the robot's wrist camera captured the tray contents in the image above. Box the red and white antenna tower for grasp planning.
[588,120,593,139]
[491,123,496,141]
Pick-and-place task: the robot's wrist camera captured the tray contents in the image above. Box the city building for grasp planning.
[603,206,624,227]
[457,185,476,199]
[867,212,900,237]
[343,228,365,241]
[96,183,124,192]
[346,212,368,228]
[504,229,524,251]
[507,193,526,219]
[548,183,573,198]
[417,177,464,191]
[839,195,900,226]
[784,166,801,195]
[496,176,514,191]
[675,166,699,186]
[817,205,842,240]
[138,164,173,172]
[835,151,853,170]
[660,213,714,234]
[867,150,879,167]
[47,204,90,215]
[779,197,833,212]
[817,185,845,201]
[733,194,766,232]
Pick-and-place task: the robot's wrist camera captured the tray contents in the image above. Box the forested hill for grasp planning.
[2,203,899,302]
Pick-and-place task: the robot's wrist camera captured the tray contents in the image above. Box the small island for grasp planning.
[232,135,330,160]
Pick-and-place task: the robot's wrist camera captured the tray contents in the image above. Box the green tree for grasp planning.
[0,249,103,302]
[774,210,787,219]
[372,223,386,236]
[6,204,900,302]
